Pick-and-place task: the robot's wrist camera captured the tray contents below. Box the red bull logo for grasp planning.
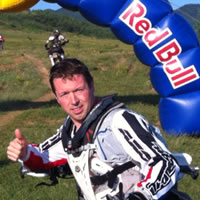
[119,0,199,89]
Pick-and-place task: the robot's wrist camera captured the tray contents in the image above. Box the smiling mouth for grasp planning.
[72,105,83,114]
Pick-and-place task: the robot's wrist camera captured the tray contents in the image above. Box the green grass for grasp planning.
[0,26,199,199]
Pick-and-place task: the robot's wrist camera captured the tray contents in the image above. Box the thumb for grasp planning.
[15,128,25,141]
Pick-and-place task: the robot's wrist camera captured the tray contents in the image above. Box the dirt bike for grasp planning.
[46,35,68,66]
[46,45,65,66]
[51,50,63,65]
[19,152,199,199]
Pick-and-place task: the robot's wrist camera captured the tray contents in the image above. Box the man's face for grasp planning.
[54,74,95,129]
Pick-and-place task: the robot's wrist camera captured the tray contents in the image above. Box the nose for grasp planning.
[70,93,79,105]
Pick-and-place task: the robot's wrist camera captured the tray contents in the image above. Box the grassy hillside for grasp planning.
[176,4,200,26]
[176,4,200,36]
[0,14,200,200]
[0,10,115,39]
[56,8,86,21]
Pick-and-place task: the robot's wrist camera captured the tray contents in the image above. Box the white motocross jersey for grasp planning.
[22,106,180,200]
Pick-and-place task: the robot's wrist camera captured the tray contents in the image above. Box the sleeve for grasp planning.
[111,109,180,200]
[59,34,69,43]
[58,34,65,40]
[22,126,68,170]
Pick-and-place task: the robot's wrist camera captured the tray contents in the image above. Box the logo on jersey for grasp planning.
[146,142,176,195]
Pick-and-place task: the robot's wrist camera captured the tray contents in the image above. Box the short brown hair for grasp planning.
[49,58,93,94]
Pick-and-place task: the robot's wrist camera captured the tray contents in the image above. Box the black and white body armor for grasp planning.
[21,95,180,200]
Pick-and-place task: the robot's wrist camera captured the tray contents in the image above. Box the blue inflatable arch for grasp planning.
[55,0,200,136]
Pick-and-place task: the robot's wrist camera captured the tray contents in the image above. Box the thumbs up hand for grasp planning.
[7,129,28,162]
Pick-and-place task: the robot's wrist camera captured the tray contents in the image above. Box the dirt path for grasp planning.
[0,54,55,127]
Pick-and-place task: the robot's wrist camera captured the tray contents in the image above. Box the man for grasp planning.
[0,33,5,51]
[7,58,180,200]
[45,29,69,66]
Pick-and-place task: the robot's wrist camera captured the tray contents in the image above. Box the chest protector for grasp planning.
[61,95,136,200]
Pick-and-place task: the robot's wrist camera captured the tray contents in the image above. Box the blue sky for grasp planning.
[31,0,200,10]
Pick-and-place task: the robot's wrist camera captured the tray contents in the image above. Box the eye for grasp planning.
[60,92,68,97]
[75,88,84,93]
